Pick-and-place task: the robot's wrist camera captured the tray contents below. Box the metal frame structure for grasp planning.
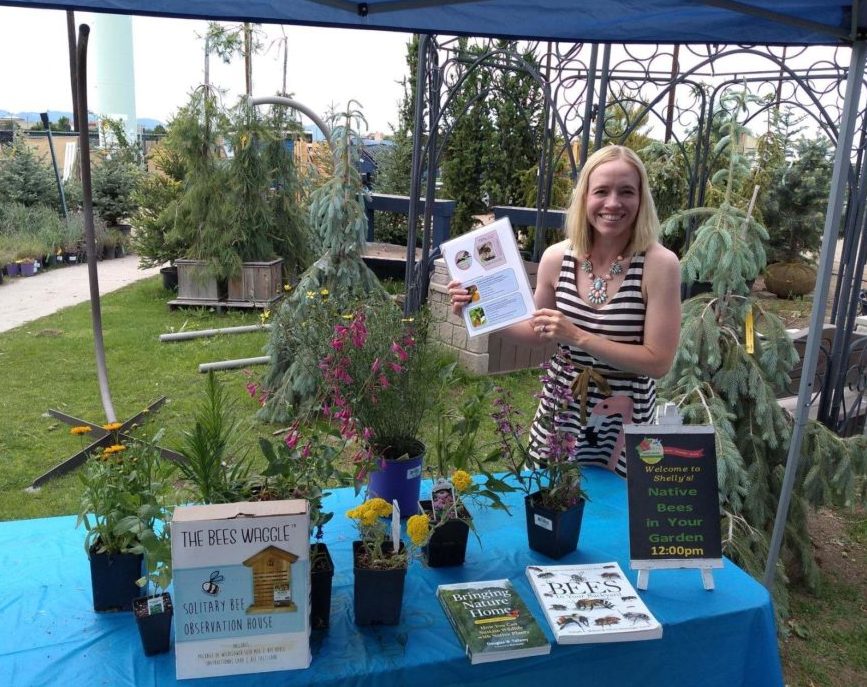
[402,35,867,588]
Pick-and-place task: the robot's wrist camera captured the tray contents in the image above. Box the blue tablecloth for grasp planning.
[0,468,783,687]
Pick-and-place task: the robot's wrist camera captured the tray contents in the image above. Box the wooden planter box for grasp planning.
[227,259,283,305]
[175,259,223,302]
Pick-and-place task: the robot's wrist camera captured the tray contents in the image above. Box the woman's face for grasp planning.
[585,158,641,245]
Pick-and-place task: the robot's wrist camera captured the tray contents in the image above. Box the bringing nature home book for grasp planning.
[525,562,662,644]
[436,579,551,664]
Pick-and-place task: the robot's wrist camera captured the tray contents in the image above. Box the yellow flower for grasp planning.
[102,444,127,456]
[346,506,361,520]
[102,422,123,431]
[341,314,353,320]
[407,514,430,546]
[360,510,379,527]
[306,290,316,299]
[366,497,392,517]
[452,470,472,493]
[319,288,329,297]
[70,426,93,436]
[283,283,293,292]
[260,309,271,324]
[400,317,415,323]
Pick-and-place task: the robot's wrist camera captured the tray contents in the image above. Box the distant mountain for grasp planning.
[0,109,164,130]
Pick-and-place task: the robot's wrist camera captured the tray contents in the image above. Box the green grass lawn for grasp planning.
[0,275,539,521]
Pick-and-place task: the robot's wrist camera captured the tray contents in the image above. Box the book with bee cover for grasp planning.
[525,562,662,644]
[436,579,550,664]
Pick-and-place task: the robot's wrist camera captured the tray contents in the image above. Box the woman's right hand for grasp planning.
[447,280,471,316]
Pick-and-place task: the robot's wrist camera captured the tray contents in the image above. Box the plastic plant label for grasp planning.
[407,465,422,480]
[533,514,553,531]
[147,596,165,616]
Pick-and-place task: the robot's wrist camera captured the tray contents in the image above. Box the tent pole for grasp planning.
[404,34,430,315]
[75,24,117,423]
[763,39,867,590]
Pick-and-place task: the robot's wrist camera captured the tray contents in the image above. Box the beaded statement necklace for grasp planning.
[581,253,624,305]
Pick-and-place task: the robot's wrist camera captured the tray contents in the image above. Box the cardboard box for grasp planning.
[171,500,311,679]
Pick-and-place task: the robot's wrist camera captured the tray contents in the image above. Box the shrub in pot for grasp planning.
[419,384,512,567]
[760,136,833,298]
[75,431,175,612]
[492,369,587,560]
[118,501,175,657]
[254,419,353,630]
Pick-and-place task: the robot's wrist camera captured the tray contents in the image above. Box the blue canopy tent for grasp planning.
[3,0,865,593]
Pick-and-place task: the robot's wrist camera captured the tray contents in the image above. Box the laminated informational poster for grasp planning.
[440,217,536,337]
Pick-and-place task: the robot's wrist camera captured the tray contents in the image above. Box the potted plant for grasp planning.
[346,497,429,626]
[419,384,513,567]
[255,421,352,630]
[131,523,174,657]
[115,445,176,656]
[492,361,586,559]
[163,90,309,304]
[317,302,452,516]
[131,141,187,289]
[75,432,173,611]
[173,372,252,505]
[760,136,833,298]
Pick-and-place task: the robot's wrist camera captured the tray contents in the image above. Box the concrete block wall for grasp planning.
[428,258,557,375]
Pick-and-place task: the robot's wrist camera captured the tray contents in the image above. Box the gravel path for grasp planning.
[0,255,162,334]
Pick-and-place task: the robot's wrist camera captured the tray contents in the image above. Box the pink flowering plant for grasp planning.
[491,355,585,512]
[256,421,353,540]
[316,302,452,487]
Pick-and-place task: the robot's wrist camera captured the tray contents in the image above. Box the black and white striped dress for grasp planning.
[528,249,656,476]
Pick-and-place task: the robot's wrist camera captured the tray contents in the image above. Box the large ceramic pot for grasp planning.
[524,492,585,560]
[352,541,406,626]
[88,544,144,612]
[367,441,424,518]
[310,542,334,630]
[764,261,817,299]
[133,592,174,656]
[419,500,471,567]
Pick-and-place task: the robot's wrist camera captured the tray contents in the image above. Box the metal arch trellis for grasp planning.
[406,36,867,434]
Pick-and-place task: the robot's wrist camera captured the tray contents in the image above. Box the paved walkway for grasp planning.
[0,256,162,334]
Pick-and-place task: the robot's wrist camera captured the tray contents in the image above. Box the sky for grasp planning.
[0,7,413,134]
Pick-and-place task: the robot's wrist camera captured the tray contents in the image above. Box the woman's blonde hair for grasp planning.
[564,145,659,256]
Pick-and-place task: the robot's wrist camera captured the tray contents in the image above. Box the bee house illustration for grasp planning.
[243,545,299,613]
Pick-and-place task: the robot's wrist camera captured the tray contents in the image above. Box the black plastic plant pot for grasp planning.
[310,542,334,631]
[160,265,178,291]
[133,593,174,656]
[88,546,144,612]
[524,492,585,560]
[352,541,407,626]
[419,500,471,568]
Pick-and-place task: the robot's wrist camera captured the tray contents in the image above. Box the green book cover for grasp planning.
[436,578,551,664]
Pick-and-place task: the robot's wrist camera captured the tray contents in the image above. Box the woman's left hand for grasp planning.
[530,308,574,342]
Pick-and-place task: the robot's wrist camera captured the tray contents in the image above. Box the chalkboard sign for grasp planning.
[624,425,723,588]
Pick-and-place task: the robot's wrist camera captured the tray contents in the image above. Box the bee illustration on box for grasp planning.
[201,570,224,596]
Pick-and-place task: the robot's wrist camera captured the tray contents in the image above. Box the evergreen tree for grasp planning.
[373,36,419,245]
[761,136,833,264]
[440,39,493,235]
[0,137,56,209]
[260,104,389,422]
[659,96,867,611]
[481,41,545,209]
